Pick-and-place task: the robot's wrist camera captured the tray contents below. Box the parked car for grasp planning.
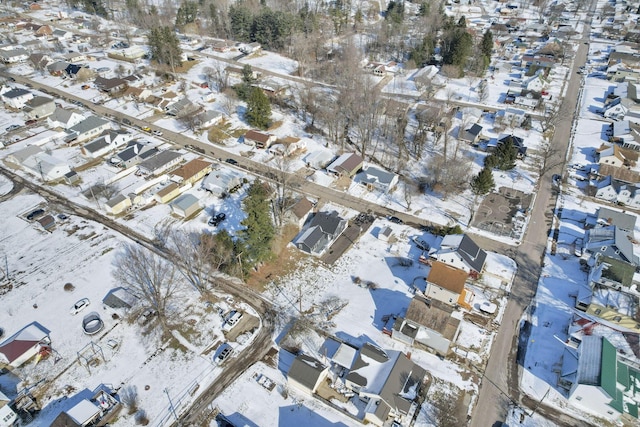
[214,343,233,364]
[5,124,20,132]
[141,126,151,132]
[222,311,243,332]
[225,158,238,165]
[81,84,90,90]
[26,209,45,221]
[152,130,163,136]
[208,212,226,227]
[388,215,403,224]
[412,237,430,251]
[25,119,37,126]
[70,298,90,315]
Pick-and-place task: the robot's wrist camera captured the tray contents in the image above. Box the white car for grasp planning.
[222,311,243,332]
[152,130,163,137]
[70,298,90,315]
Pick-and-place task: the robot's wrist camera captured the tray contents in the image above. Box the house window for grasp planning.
[614,316,622,322]
[601,246,607,251]
[449,298,453,303]
[607,411,614,415]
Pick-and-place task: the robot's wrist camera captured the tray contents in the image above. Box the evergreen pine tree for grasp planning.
[246,87,272,129]
[481,30,493,57]
[471,166,495,195]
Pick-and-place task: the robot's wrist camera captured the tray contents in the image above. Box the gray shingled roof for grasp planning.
[68,116,109,134]
[597,207,637,232]
[576,335,603,385]
[288,354,326,390]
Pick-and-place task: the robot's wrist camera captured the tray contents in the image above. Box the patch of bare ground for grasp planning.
[245,224,308,291]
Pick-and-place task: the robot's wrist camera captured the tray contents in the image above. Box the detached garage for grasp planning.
[170,194,201,218]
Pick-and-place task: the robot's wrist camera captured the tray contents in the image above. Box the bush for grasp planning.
[120,385,139,415]
[64,283,75,292]
[134,409,149,425]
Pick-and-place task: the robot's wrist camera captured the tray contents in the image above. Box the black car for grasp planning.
[225,158,238,165]
[388,215,403,224]
[208,212,226,226]
[27,209,45,221]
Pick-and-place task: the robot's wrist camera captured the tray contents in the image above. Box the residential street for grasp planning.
[469,1,597,424]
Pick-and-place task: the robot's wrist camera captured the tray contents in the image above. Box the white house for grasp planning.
[305,150,335,170]
[65,116,112,144]
[136,150,182,176]
[429,234,487,278]
[354,166,399,193]
[47,107,85,130]
[603,98,630,121]
[523,73,546,92]
[596,144,626,167]
[594,176,640,208]
[0,390,17,427]
[201,168,243,197]
[0,322,51,368]
[7,145,71,181]
[0,48,28,63]
[81,130,133,158]
[0,87,33,109]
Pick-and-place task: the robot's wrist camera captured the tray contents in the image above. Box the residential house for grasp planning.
[195,110,223,129]
[606,62,640,82]
[153,182,182,204]
[201,168,243,197]
[165,97,197,117]
[513,89,542,109]
[94,76,128,94]
[50,384,121,427]
[496,107,528,128]
[81,130,133,158]
[63,51,86,63]
[65,116,112,144]
[593,176,640,208]
[0,390,17,427]
[327,153,364,177]
[169,158,213,185]
[521,53,556,70]
[354,166,399,194]
[244,130,276,149]
[287,354,329,396]
[607,120,640,151]
[0,322,51,368]
[254,79,288,97]
[523,73,547,92]
[169,194,201,218]
[110,141,158,169]
[559,336,640,422]
[52,29,72,40]
[285,197,314,229]
[0,48,28,63]
[295,211,348,255]
[429,234,487,278]
[603,97,631,121]
[459,123,484,144]
[64,63,94,81]
[7,145,71,181]
[583,226,639,266]
[47,107,84,130]
[102,287,139,311]
[211,40,235,52]
[596,144,627,167]
[239,42,261,54]
[136,150,182,176]
[343,343,426,426]
[47,60,69,76]
[413,65,440,91]
[305,150,335,170]
[0,87,33,109]
[106,194,134,216]
[498,134,527,158]
[108,45,146,61]
[425,261,474,309]
[596,207,636,233]
[391,296,462,355]
[23,96,55,121]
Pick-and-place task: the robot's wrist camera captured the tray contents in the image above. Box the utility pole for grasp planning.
[164,388,178,422]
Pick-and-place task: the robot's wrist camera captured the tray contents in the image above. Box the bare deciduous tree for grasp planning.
[112,244,183,331]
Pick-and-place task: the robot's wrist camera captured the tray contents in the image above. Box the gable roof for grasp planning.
[327,153,364,175]
[244,129,272,144]
[467,123,483,137]
[68,116,109,135]
[439,234,487,273]
[597,207,637,232]
[405,296,460,340]
[170,158,211,181]
[308,211,346,236]
[2,87,31,99]
[291,197,313,220]
[0,321,50,364]
[427,261,468,294]
[288,354,326,390]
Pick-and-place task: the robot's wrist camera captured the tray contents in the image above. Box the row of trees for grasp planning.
[147,26,183,72]
[229,4,298,50]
